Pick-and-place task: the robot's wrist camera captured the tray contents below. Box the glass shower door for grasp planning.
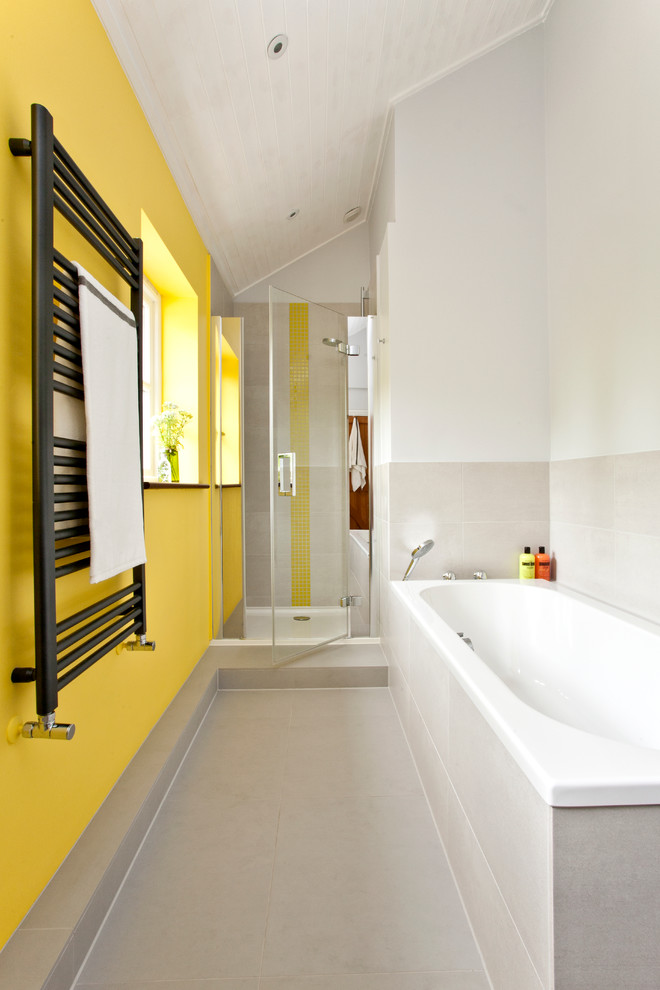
[269,287,349,665]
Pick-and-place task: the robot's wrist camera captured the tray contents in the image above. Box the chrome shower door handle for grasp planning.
[277,451,296,496]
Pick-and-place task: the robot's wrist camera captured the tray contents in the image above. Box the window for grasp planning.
[142,276,162,478]
[140,210,199,483]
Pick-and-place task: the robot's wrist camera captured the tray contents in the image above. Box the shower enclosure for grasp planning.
[269,287,351,665]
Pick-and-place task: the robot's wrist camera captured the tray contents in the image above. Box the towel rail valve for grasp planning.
[21,713,75,741]
[116,634,156,653]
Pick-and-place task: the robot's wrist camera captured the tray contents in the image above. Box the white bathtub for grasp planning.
[393,578,660,807]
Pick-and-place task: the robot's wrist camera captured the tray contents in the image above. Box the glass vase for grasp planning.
[157,450,171,483]
[165,448,180,482]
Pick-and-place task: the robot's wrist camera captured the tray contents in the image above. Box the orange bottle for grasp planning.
[535,546,550,580]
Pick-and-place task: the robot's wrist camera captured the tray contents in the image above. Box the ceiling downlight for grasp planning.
[267,34,288,59]
[343,206,361,224]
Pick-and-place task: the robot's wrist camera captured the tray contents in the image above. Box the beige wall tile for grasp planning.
[447,681,552,986]
[615,531,660,624]
[446,788,545,990]
[235,303,269,386]
[463,462,549,521]
[389,463,463,523]
[243,427,269,478]
[406,699,451,843]
[388,662,411,734]
[310,552,345,601]
[382,582,412,681]
[463,521,549,578]
[550,456,614,528]
[243,383,269,429]
[389,522,463,581]
[244,511,270,556]
[245,554,271,605]
[549,521,616,602]
[310,512,346,554]
[244,469,270,514]
[409,623,451,765]
[614,449,660,537]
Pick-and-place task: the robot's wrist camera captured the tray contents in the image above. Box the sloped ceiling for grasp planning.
[92,0,553,295]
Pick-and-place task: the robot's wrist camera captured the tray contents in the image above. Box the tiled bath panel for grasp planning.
[383,579,660,990]
[74,688,489,990]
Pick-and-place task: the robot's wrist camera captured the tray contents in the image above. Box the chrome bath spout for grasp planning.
[402,540,435,581]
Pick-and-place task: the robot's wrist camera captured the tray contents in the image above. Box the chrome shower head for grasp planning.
[402,539,435,581]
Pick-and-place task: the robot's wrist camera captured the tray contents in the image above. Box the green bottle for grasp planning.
[519,546,535,579]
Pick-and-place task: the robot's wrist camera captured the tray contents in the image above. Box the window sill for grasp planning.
[144,482,210,490]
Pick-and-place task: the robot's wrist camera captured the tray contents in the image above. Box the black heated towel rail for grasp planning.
[10,104,153,740]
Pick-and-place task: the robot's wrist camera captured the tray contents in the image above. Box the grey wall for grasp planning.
[211,258,234,317]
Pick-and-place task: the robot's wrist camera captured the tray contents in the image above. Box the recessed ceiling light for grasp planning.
[287,209,299,220]
[343,206,361,223]
[267,34,288,59]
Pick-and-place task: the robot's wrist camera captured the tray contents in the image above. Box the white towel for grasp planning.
[349,417,367,492]
[74,264,147,584]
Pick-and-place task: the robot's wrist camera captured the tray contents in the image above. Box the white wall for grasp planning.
[386,26,549,463]
[233,222,370,305]
[368,119,396,303]
[546,0,660,460]
[544,0,660,620]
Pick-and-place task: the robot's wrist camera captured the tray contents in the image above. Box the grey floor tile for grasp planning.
[76,981,258,989]
[77,795,280,983]
[260,976,488,990]
[171,714,290,802]
[213,688,296,721]
[293,644,387,667]
[281,716,422,799]
[261,794,482,977]
[289,687,398,725]
[206,644,274,668]
[75,689,486,990]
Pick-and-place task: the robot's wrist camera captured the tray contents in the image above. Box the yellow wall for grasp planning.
[0,0,211,947]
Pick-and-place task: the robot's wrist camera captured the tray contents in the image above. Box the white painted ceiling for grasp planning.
[91,0,553,296]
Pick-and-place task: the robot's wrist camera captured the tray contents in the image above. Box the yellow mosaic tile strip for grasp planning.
[289,303,310,606]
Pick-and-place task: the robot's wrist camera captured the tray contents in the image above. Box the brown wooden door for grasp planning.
[348,415,369,530]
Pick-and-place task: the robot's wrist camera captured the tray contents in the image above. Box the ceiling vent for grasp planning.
[343,206,361,224]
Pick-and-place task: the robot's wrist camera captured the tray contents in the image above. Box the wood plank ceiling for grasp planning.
[92,0,553,295]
